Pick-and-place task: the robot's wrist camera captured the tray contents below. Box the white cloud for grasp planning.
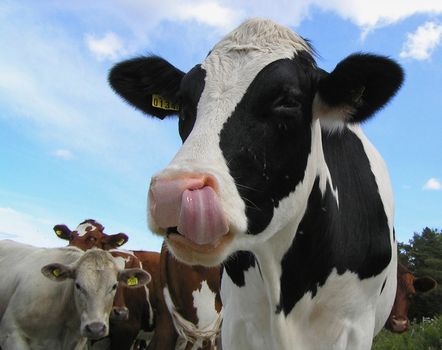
[400,21,442,60]
[309,0,442,32]
[52,149,74,160]
[175,2,242,31]
[85,32,127,61]
[0,207,61,247]
[15,0,442,53]
[423,178,442,190]
[200,0,442,35]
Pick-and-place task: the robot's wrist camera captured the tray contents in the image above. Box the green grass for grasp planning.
[372,316,442,350]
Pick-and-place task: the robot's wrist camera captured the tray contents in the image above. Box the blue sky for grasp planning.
[0,0,441,251]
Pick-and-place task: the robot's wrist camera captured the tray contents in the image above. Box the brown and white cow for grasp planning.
[148,243,222,350]
[54,220,160,350]
[54,219,128,250]
[385,263,437,333]
[108,249,161,350]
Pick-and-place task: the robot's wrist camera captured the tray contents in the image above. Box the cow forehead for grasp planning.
[201,19,313,104]
[211,18,312,58]
[76,251,118,285]
[398,272,416,294]
[74,223,97,237]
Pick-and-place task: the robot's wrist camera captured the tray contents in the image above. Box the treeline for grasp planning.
[398,227,442,320]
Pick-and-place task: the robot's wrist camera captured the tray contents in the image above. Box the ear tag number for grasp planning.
[127,276,139,286]
[53,268,61,277]
[117,238,125,246]
[152,94,179,111]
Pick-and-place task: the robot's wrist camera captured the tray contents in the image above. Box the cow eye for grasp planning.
[273,94,301,111]
[86,237,96,243]
[108,283,118,294]
[75,282,82,291]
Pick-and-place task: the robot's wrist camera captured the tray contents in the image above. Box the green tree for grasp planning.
[399,227,442,320]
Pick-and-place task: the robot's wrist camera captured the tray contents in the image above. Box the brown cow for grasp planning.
[109,249,161,350]
[54,219,128,250]
[148,243,223,350]
[385,263,437,333]
[53,220,160,350]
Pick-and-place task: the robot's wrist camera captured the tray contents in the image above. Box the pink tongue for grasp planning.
[177,187,229,245]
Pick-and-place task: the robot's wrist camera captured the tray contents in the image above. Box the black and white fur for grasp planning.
[109,18,403,350]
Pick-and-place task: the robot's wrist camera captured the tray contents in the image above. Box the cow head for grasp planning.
[108,250,149,322]
[109,18,403,266]
[54,219,129,251]
[385,264,437,333]
[41,249,151,339]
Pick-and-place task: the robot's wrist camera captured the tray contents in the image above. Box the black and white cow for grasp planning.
[109,18,403,350]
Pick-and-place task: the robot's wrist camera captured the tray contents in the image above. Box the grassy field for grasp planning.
[372,316,442,350]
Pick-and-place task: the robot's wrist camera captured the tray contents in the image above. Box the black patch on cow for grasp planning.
[223,251,257,287]
[219,59,317,234]
[178,65,206,142]
[380,278,387,295]
[276,127,392,316]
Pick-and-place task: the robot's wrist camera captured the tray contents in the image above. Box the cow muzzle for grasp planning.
[149,174,233,263]
[110,306,129,322]
[389,315,410,333]
[83,321,108,339]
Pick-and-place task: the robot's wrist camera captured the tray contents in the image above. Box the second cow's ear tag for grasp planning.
[152,94,179,111]
[55,230,63,237]
[127,276,139,286]
[53,268,61,277]
[117,238,125,246]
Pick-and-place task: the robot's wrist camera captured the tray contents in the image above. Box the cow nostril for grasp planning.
[167,227,179,235]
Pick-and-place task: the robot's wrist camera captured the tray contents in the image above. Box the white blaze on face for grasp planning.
[192,280,219,328]
[75,223,96,236]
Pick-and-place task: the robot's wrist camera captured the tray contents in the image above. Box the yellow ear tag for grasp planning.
[152,94,179,111]
[55,230,63,236]
[117,238,125,246]
[53,268,61,277]
[127,276,138,286]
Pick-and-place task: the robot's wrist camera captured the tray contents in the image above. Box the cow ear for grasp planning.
[108,56,184,119]
[414,276,437,293]
[41,263,74,281]
[54,224,73,241]
[118,268,151,288]
[313,53,404,124]
[104,233,129,248]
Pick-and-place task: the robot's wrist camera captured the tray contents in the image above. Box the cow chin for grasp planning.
[165,231,234,267]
